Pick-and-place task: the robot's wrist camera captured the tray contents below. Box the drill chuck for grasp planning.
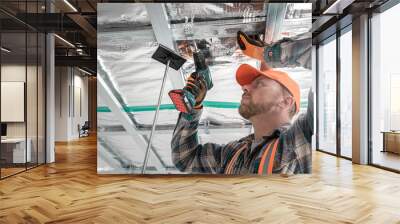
[193,50,213,90]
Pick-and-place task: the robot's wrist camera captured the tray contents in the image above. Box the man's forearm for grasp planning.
[301,90,314,142]
[171,110,202,172]
[171,109,223,173]
[290,89,314,143]
[306,90,314,139]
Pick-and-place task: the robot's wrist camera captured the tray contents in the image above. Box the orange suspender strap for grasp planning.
[225,145,247,174]
[258,139,279,175]
[257,141,273,174]
[267,139,279,174]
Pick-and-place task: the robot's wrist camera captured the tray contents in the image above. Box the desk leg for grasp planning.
[382,133,386,153]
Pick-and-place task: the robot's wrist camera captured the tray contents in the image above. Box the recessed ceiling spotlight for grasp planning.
[78,67,93,76]
[323,0,354,15]
[63,0,78,12]
[1,47,11,53]
[54,34,75,48]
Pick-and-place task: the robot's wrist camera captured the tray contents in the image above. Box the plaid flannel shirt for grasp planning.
[171,91,314,175]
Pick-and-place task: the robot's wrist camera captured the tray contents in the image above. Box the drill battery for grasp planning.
[168,50,213,113]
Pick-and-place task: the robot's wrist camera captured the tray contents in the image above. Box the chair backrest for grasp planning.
[82,121,90,129]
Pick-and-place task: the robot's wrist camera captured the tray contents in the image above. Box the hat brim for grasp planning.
[236,64,264,86]
[236,63,282,86]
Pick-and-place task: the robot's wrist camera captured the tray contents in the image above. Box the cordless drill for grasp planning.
[168,49,213,113]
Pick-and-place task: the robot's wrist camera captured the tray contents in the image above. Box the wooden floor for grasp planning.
[0,167,26,178]
[1,163,44,178]
[373,151,400,171]
[1,135,400,223]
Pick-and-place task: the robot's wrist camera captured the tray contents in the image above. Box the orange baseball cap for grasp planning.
[236,63,300,113]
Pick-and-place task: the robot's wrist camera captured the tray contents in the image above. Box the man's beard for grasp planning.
[238,98,274,120]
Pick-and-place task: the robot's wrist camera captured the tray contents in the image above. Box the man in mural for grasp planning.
[171,31,313,175]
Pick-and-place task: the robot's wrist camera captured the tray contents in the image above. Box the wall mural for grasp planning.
[97,3,313,175]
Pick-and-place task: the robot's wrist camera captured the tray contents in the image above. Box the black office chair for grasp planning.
[79,121,90,138]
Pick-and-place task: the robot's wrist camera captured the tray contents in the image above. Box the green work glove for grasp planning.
[184,72,207,109]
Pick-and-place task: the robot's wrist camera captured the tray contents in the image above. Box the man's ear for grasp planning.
[282,96,295,110]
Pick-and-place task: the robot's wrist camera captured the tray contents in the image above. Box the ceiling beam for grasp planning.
[55,56,96,70]
[323,0,356,14]
[145,4,185,90]
[169,20,265,41]
[311,15,335,33]
[53,0,97,46]
[264,3,287,43]
[13,13,84,32]
[67,13,97,47]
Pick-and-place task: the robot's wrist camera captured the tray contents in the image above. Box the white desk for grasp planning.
[1,138,31,163]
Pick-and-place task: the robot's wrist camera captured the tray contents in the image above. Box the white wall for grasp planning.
[2,63,46,164]
[55,67,89,141]
[71,73,89,138]
[1,65,28,138]
[55,66,69,141]
[312,45,316,150]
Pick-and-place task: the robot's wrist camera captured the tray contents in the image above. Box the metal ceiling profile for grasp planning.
[166,3,267,42]
[264,3,287,43]
[145,4,186,90]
